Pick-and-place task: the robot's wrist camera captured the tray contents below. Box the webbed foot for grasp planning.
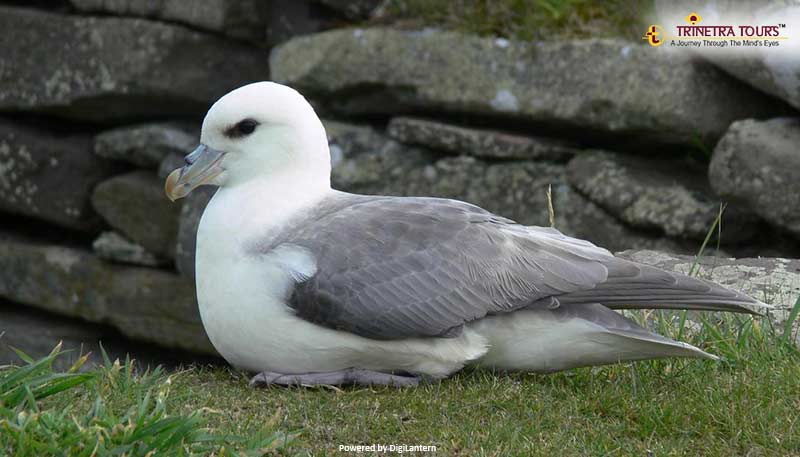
[249,368,421,388]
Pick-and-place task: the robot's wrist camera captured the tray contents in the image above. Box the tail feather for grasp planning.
[555,259,769,315]
[473,303,717,373]
[570,303,718,361]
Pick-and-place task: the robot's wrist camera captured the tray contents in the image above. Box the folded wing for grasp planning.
[269,194,761,340]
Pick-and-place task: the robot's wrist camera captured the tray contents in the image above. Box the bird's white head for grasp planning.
[165,81,331,201]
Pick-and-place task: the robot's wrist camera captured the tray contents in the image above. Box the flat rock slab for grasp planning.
[710,118,800,239]
[93,230,167,267]
[387,117,578,161]
[92,171,181,258]
[0,300,218,370]
[1,302,107,371]
[94,122,198,168]
[272,28,788,149]
[69,0,268,43]
[0,6,269,121]
[0,237,214,354]
[175,186,215,279]
[712,55,800,111]
[552,184,696,255]
[567,150,759,242]
[325,119,392,165]
[405,156,563,227]
[0,119,117,232]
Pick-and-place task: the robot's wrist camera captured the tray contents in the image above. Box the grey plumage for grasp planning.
[261,193,760,341]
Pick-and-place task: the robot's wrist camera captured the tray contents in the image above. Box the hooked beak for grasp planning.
[165,144,226,202]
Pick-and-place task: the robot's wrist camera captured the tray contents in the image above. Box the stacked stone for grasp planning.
[0,1,307,362]
[0,2,798,363]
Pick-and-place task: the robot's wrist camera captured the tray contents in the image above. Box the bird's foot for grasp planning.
[249,368,421,388]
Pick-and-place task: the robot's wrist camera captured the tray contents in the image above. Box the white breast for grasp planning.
[194,185,487,378]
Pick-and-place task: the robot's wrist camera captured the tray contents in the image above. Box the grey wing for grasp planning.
[275,194,614,339]
[273,195,763,340]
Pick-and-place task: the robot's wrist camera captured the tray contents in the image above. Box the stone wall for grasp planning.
[0,1,798,364]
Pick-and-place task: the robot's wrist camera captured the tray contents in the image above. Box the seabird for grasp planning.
[165,82,767,387]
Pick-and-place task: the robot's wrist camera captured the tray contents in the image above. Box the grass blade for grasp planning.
[782,295,800,344]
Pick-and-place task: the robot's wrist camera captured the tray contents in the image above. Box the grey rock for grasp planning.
[0,300,217,369]
[265,0,331,47]
[91,171,181,258]
[711,55,800,111]
[328,122,568,228]
[272,28,788,148]
[331,134,435,192]
[335,139,559,227]
[403,156,562,227]
[95,122,198,168]
[175,187,215,279]
[326,119,436,192]
[618,250,800,327]
[315,0,382,19]
[0,304,101,370]
[69,0,268,43]
[710,118,800,238]
[159,152,186,179]
[326,123,564,225]
[93,231,167,267]
[0,120,116,232]
[552,184,697,255]
[567,150,758,242]
[0,7,270,121]
[0,238,214,354]
[1,301,112,370]
[324,119,389,162]
[387,117,578,161]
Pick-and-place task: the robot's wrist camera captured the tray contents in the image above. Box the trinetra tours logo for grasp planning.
[642,25,663,46]
[643,11,789,49]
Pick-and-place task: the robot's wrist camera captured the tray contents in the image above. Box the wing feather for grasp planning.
[266,194,761,340]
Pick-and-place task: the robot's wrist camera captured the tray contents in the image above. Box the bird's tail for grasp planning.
[475,259,769,373]
[554,259,770,315]
[473,302,716,373]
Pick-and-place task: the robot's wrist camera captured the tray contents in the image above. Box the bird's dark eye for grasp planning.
[237,119,257,135]
[225,118,259,138]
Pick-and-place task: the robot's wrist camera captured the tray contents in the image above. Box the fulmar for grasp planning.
[165,82,767,387]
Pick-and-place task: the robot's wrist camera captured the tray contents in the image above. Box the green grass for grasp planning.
[375,0,655,42]
[0,345,294,456]
[2,303,798,456]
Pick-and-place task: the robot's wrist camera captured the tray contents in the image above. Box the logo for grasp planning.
[685,12,702,25]
[642,25,663,46]
[643,11,788,49]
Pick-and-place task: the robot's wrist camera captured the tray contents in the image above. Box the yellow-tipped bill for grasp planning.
[165,144,226,201]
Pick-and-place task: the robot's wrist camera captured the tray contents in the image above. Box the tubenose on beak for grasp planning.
[165,144,226,201]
